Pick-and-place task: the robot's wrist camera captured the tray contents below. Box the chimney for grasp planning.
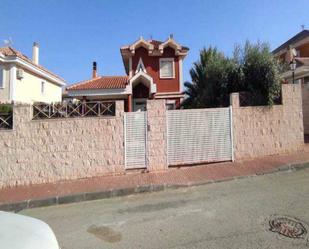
[92,61,97,78]
[32,42,39,65]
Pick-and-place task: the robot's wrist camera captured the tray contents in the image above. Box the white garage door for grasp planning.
[167,107,233,166]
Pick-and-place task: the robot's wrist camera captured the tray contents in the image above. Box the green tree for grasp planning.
[182,47,234,108]
[183,41,282,108]
[240,42,281,105]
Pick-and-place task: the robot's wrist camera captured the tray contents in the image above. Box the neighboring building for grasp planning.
[66,36,189,111]
[273,29,309,84]
[273,29,309,135]
[0,43,65,103]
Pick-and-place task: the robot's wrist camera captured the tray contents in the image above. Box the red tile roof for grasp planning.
[272,30,309,54]
[67,76,128,90]
[0,46,64,82]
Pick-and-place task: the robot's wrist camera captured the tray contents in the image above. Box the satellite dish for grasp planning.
[291,48,297,57]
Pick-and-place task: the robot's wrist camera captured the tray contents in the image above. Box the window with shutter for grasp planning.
[159,58,174,78]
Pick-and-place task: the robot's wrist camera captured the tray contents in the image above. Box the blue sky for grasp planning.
[1,0,308,85]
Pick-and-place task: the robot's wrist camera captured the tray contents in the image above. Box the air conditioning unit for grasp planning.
[16,69,24,79]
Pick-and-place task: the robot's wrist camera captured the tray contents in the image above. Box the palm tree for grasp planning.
[182,42,282,108]
[182,47,232,108]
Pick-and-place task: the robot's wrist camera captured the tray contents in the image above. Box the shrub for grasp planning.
[0,104,13,114]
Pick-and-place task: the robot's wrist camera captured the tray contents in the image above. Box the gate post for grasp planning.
[230,93,239,161]
[146,99,168,171]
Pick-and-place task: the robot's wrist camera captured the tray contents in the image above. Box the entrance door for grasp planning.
[133,98,147,112]
[124,112,147,169]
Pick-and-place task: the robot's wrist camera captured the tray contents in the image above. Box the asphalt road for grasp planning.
[21,168,309,249]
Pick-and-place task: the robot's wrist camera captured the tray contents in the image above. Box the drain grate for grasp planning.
[269,215,307,239]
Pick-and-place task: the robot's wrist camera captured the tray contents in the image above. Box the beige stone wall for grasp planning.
[0,101,125,188]
[146,99,168,171]
[0,85,305,188]
[302,83,309,134]
[231,84,304,160]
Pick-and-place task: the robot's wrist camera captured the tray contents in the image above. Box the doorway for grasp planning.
[133,82,149,112]
[133,98,147,112]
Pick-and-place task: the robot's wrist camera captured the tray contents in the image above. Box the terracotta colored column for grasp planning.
[127,94,132,112]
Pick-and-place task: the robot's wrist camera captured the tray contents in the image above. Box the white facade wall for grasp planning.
[0,64,11,102]
[15,68,62,103]
[0,62,63,103]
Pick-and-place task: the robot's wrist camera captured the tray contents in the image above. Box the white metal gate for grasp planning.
[167,107,233,165]
[124,112,147,169]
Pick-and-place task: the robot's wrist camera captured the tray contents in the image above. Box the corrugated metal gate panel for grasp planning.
[124,112,147,169]
[167,107,233,165]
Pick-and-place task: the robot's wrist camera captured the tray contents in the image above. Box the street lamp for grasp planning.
[289,59,297,84]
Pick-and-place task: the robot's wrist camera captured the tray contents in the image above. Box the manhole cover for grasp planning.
[269,215,307,239]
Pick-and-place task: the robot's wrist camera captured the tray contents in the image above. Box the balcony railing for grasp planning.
[0,104,13,130]
[33,101,116,120]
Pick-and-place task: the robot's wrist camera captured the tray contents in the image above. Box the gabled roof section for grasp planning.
[129,71,157,94]
[272,30,309,55]
[159,37,182,54]
[67,76,128,90]
[127,37,155,55]
[121,36,189,56]
[0,46,65,83]
[120,36,189,74]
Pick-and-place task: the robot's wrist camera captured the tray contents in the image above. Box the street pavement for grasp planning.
[21,168,309,249]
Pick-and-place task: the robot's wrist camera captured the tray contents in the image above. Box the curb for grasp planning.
[1,161,309,212]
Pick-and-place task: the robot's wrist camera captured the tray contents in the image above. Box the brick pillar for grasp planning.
[14,104,32,122]
[115,100,124,118]
[146,99,168,171]
[230,93,240,107]
[282,84,302,106]
[281,84,304,140]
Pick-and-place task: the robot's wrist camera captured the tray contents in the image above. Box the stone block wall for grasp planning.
[0,85,305,189]
[231,84,304,160]
[302,83,309,135]
[146,99,168,171]
[0,101,125,188]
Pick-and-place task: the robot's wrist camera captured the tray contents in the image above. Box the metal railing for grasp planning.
[0,104,13,130]
[33,101,116,120]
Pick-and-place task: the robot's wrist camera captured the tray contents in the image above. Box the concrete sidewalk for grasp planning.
[1,147,309,211]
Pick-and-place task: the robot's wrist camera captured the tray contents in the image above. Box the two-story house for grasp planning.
[66,36,189,111]
[273,29,309,136]
[0,43,65,103]
[273,29,309,84]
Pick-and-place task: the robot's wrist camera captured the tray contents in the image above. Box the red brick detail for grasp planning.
[127,94,132,112]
